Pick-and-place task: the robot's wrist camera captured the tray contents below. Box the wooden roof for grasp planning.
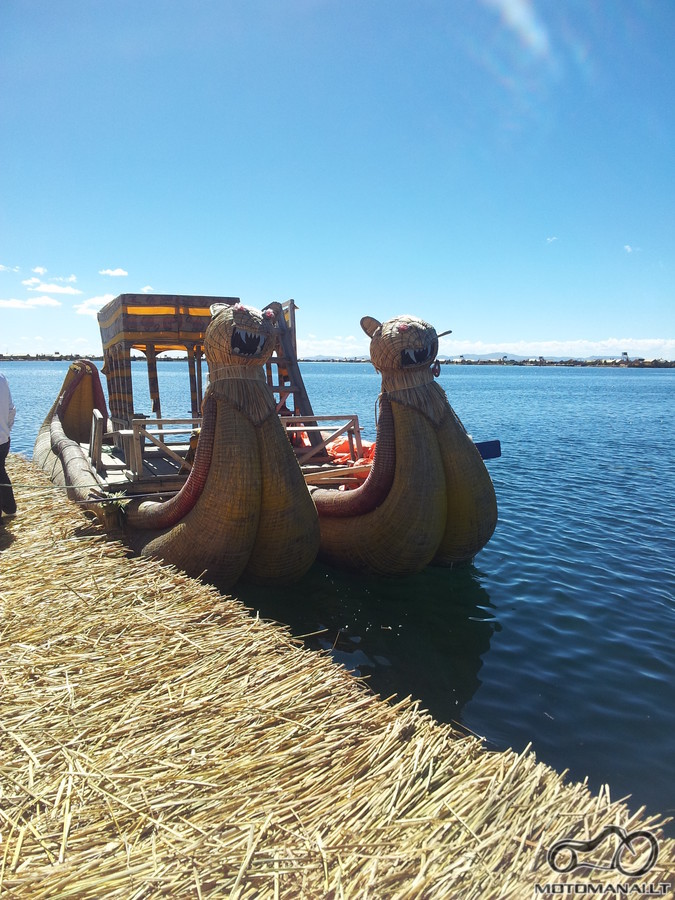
[97,294,239,353]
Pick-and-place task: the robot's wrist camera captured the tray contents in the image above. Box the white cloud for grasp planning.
[1,264,20,273]
[141,285,154,293]
[74,294,115,317]
[297,333,370,358]
[0,295,62,309]
[99,267,128,277]
[624,245,633,253]
[25,280,82,295]
[546,236,557,243]
[26,269,75,282]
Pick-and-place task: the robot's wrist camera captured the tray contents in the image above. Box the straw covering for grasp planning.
[1,456,673,897]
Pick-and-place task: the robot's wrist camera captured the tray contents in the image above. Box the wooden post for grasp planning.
[187,346,199,417]
[109,342,134,426]
[195,345,204,411]
[146,345,162,419]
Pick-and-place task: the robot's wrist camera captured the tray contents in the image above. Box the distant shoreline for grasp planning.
[1,354,674,368]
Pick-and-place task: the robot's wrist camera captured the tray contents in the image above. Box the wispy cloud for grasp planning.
[32,266,48,275]
[624,245,633,253]
[483,0,550,59]
[546,236,557,244]
[0,295,62,309]
[141,285,154,293]
[22,279,82,295]
[74,294,115,317]
[99,267,128,277]
[0,264,20,273]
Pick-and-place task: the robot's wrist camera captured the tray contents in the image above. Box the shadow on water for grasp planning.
[214,562,499,726]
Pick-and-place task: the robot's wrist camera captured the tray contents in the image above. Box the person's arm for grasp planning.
[3,380,16,431]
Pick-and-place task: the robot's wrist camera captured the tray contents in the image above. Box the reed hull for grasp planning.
[127,399,320,586]
[33,360,109,509]
[35,345,320,587]
[312,314,498,576]
[316,402,447,575]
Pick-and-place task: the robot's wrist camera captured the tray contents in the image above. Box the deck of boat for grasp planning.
[1,454,672,897]
[92,437,366,496]
[94,440,191,495]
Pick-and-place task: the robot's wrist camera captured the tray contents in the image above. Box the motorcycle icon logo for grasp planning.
[547,825,659,877]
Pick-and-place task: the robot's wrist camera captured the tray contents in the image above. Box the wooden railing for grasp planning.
[110,417,201,478]
[280,414,363,464]
[102,412,364,478]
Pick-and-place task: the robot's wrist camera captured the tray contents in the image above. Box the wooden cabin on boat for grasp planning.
[92,294,364,495]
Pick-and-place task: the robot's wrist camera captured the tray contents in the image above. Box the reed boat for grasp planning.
[34,294,500,583]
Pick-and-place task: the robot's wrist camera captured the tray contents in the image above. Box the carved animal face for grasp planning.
[205,303,278,369]
[361,314,442,373]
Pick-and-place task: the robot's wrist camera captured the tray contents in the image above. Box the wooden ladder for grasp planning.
[265,300,329,460]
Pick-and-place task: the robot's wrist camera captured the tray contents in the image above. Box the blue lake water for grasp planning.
[3,359,675,832]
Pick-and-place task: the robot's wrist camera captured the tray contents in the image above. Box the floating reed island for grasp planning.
[1,455,673,898]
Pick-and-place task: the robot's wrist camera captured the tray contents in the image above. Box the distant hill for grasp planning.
[298,354,673,367]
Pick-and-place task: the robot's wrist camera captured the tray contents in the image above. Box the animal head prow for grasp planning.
[205,302,278,370]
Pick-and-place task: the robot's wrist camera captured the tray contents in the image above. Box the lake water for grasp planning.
[3,358,674,833]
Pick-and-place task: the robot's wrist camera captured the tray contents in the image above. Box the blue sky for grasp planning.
[1,0,673,359]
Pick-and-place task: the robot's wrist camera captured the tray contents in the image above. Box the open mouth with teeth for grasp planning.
[231,328,267,356]
[401,344,434,367]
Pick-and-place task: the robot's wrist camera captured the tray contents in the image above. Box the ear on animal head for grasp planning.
[209,303,230,317]
[262,302,282,323]
[361,316,381,337]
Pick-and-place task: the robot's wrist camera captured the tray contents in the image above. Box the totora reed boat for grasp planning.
[34,293,500,586]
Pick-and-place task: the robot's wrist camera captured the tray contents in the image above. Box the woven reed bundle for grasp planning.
[129,302,319,585]
[33,361,108,510]
[314,314,498,572]
[130,404,265,580]
[1,455,673,898]
[318,402,448,575]
[205,370,276,427]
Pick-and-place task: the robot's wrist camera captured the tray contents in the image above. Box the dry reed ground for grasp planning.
[0,455,673,898]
